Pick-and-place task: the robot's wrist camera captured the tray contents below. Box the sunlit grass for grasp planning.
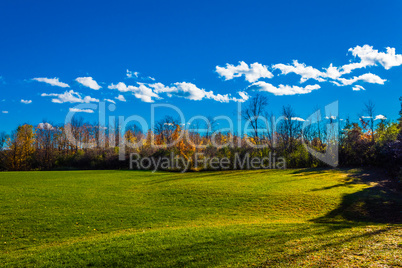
[0,169,401,267]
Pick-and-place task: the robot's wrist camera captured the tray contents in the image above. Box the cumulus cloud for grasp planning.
[236,91,250,102]
[375,114,387,120]
[109,81,246,103]
[151,82,248,103]
[115,95,127,102]
[325,116,337,120]
[21,99,32,104]
[273,60,326,83]
[104,99,116,104]
[75,77,101,90]
[2,111,8,114]
[37,123,53,129]
[126,70,139,78]
[69,108,95,113]
[216,61,273,82]
[352,85,365,91]
[151,81,218,101]
[132,84,161,103]
[217,45,401,94]
[109,82,159,103]
[336,73,386,86]
[272,46,402,83]
[343,45,402,72]
[169,82,212,101]
[41,90,99,104]
[249,81,320,96]
[291,117,306,122]
[33,77,70,88]
[108,82,130,92]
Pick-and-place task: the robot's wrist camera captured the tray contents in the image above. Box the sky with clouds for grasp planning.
[0,0,402,132]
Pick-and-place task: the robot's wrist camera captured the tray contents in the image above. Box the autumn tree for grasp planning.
[7,124,35,170]
[154,116,179,146]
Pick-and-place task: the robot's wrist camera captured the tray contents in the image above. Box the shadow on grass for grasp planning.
[7,222,398,268]
[312,169,402,224]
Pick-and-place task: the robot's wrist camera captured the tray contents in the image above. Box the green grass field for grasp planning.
[0,169,401,267]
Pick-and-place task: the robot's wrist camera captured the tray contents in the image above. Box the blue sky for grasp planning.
[1,0,402,133]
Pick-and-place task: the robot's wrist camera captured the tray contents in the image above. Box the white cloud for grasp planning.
[115,94,126,102]
[104,99,116,104]
[41,90,99,104]
[352,85,365,91]
[216,45,400,95]
[126,69,139,78]
[37,123,54,129]
[132,84,161,103]
[325,116,337,120]
[108,82,131,92]
[291,117,305,122]
[171,82,211,101]
[151,81,213,101]
[2,111,8,114]
[270,57,388,87]
[324,64,343,80]
[250,81,320,96]
[216,61,273,82]
[375,114,387,120]
[110,81,246,103]
[325,45,402,79]
[236,91,250,102]
[109,82,160,103]
[69,108,95,113]
[151,82,248,103]
[21,99,32,104]
[271,57,388,86]
[148,82,171,94]
[344,45,402,72]
[273,60,326,83]
[75,77,101,90]
[337,73,386,86]
[33,77,70,88]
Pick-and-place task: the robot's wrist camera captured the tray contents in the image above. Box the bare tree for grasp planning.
[241,94,268,143]
[363,100,376,143]
[205,116,218,140]
[70,116,84,151]
[279,105,301,153]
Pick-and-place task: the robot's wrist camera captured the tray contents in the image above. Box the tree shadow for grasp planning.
[312,169,402,224]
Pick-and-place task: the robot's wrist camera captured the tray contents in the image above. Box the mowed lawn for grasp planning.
[0,169,401,267]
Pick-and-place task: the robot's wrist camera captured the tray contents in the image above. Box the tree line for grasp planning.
[0,95,401,185]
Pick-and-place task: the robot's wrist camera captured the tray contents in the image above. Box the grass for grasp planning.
[0,168,401,267]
